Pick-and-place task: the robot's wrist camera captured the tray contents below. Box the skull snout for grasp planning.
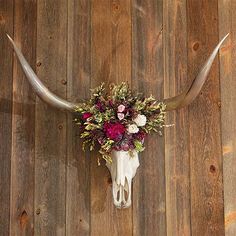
[113,177,131,208]
[106,150,139,208]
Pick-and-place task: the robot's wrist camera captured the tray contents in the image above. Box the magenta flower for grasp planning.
[104,122,126,141]
[82,112,92,120]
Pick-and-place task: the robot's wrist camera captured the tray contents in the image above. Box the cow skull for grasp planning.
[6,33,228,208]
[106,150,139,208]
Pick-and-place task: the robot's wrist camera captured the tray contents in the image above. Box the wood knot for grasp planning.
[61,79,67,85]
[112,3,120,12]
[193,42,200,51]
[36,208,40,215]
[36,61,42,67]
[58,124,63,130]
[19,210,28,229]
[210,165,216,173]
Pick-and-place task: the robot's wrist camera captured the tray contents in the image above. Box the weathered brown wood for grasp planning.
[1,2,234,235]
[187,1,225,235]
[34,1,67,235]
[10,0,36,235]
[66,0,91,235]
[163,1,191,235]
[0,1,13,235]
[91,0,132,235]
[218,0,236,235]
[132,1,166,235]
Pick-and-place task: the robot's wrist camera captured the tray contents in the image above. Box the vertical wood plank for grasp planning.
[66,0,91,235]
[218,0,236,235]
[0,1,13,235]
[91,0,132,235]
[35,0,67,235]
[187,1,225,235]
[163,1,191,235]
[132,0,166,235]
[10,0,37,235]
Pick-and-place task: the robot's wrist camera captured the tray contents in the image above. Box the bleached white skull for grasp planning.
[106,150,139,208]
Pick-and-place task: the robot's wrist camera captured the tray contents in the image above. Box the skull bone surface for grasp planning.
[106,150,140,208]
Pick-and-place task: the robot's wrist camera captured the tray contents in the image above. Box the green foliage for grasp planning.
[134,140,145,152]
[74,83,166,163]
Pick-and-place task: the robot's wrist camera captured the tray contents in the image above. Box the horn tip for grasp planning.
[6,34,13,43]
[221,33,230,42]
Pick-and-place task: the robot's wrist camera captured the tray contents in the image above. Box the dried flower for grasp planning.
[117,113,125,120]
[133,114,147,127]
[117,104,126,113]
[82,112,92,120]
[127,124,139,134]
[75,82,166,161]
[104,122,126,141]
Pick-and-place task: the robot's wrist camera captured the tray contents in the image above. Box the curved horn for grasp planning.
[7,34,79,112]
[164,34,229,111]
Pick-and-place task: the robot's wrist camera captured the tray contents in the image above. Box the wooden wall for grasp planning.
[0,0,235,235]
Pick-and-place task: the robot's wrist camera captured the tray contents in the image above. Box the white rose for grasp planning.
[133,114,147,127]
[127,124,139,134]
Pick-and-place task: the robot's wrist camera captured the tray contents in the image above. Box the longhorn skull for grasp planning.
[6,33,228,208]
[106,150,139,208]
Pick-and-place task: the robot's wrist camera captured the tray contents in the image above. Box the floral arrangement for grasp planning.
[74,83,166,163]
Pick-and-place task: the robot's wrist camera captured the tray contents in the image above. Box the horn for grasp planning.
[7,34,79,112]
[164,34,229,111]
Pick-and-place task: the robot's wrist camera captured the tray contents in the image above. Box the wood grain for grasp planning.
[0,0,13,235]
[10,0,36,235]
[218,0,236,235]
[66,0,91,235]
[163,1,191,235]
[34,0,67,235]
[91,0,132,235]
[0,1,234,235]
[132,0,166,235]
[187,1,225,235]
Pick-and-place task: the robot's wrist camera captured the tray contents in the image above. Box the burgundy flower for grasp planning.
[134,130,146,143]
[82,112,92,120]
[104,122,126,141]
[126,108,135,117]
[114,135,135,151]
[96,100,105,112]
[108,100,114,107]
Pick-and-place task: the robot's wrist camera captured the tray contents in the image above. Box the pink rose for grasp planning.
[104,122,126,141]
[117,104,125,113]
[117,113,125,120]
[82,112,92,120]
